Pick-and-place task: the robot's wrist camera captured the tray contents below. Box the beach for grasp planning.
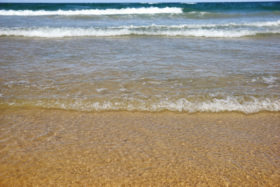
[0,108,279,186]
[0,2,280,186]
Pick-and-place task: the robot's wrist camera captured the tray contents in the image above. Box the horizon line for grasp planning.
[0,0,279,3]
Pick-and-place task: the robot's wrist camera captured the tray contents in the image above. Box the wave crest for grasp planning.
[0,23,279,38]
[0,7,183,16]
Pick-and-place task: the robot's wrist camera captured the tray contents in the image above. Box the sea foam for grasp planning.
[0,25,279,38]
[0,7,183,16]
[2,97,280,114]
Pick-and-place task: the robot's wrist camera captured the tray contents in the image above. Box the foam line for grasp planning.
[0,7,183,16]
[0,26,279,38]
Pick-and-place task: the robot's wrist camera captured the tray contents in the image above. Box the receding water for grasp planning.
[0,2,280,113]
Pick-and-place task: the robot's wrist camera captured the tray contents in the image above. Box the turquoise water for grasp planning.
[1,2,280,11]
[0,2,279,113]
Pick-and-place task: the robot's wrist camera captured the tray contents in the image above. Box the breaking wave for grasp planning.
[0,21,279,38]
[0,7,183,16]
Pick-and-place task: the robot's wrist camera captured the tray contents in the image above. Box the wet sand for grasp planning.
[0,108,279,186]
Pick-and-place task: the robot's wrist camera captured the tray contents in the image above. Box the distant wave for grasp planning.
[2,97,280,113]
[1,21,279,38]
[1,8,279,19]
[0,7,183,16]
[192,20,280,28]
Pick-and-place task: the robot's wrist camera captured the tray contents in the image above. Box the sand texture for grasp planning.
[0,108,279,186]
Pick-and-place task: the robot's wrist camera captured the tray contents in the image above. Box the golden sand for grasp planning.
[0,108,279,186]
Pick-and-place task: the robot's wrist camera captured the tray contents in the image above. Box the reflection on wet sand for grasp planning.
[0,108,279,186]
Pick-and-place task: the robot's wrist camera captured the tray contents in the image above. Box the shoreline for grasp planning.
[1,104,280,114]
[0,108,279,186]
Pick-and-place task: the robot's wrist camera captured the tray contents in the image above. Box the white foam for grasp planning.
[0,7,182,16]
[1,26,278,38]
[152,97,280,113]
[262,76,277,84]
[0,27,130,37]
[240,20,280,27]
[120,88,127,92]
[96,88,107,92]
[3,97,280,114]
[158,20,280,29]
[1,20,280,38]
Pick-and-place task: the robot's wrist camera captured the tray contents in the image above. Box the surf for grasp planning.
[1,22,279,38]
[0,7,183,16]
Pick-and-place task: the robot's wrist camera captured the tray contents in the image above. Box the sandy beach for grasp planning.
[0,108,279,186]
[1,2,280,186]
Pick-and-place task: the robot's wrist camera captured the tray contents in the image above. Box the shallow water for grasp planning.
[0,37,279,113]
[0,2,280,113]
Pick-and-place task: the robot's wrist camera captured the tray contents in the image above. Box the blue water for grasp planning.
[1,2,279,11]
[0,2,280,37]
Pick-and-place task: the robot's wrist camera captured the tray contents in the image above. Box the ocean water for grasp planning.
[0,2,279,113]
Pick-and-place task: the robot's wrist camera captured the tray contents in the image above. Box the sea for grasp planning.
[0,2,279,113]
